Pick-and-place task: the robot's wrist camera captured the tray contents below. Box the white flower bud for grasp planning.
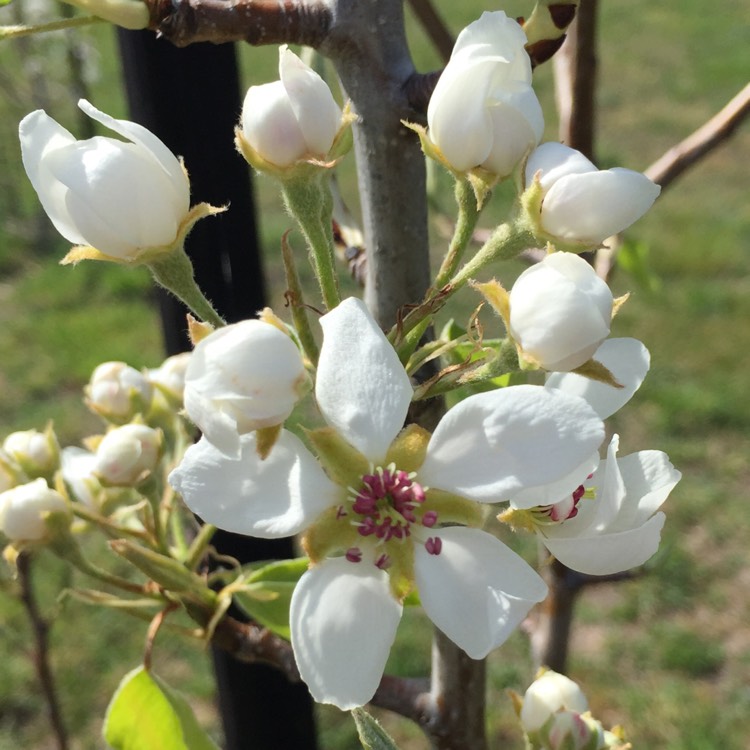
[60,447,101,507]
[19,99,190,260]
[520,670,589,733]
[3,427,60,478]
[547,710,605,750]
[427,12,543,176]
[525,142,660,246]
[241,46,342,168]
[148,352,191,404]
[86,361,154,423]
[184,319,308,458]
[0,479,69,542]
[94,424,161,486]
[509,253,613,371]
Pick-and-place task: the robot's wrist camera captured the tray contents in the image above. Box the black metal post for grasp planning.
[116,29,317,750]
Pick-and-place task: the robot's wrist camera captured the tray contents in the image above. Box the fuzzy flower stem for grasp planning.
[148,246,226,329]
[282,175,341,311]
[450,220,537,289]
[434,177,483,288]
[281,231,321,365]
[0,15,102,40]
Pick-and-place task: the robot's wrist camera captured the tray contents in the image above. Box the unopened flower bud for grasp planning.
[60,447,101,507]
[509,253,613,371]
[3,426,60,479]
[148,352,191,405]
[525,142,660,247]
[19,100,190,261]
[86,361,153,423]
[239,46,342,169]
[520,670,588,733]
[0,479,69,542]
[547,710,605,750]
[427,11,543,177]
[94,424,161,486]
[184,319,309,458]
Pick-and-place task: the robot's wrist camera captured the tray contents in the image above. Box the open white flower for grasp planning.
[19,100,190,260]
[427,11,543,176]
[538,434,681,575]
[509,252,613,371]
[240,46,342,168]
[183,319,308,458]
[170,297,605,708]
[525,142,660,246]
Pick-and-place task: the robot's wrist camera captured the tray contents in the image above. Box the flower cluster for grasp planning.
[12,4,679,733]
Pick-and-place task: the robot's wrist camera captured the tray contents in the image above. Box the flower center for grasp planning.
[335,464,442,565]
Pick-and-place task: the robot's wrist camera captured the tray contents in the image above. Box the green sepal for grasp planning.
[306,427,369,487]
[301,505,358,564]
[426,490,485,527]
[103,666,219,750]
[570,358,622,387]
[351,707,402,750]
[384,425,430,474]
[109,539,215,606]
[232,557,310,640]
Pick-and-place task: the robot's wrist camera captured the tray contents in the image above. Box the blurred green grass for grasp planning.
[0,0,748,748]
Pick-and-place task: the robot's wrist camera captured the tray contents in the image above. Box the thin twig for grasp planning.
[17,553,69,750]
[645,82,750,189]
[405,0,453,62]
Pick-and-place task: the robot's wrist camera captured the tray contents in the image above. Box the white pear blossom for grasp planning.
[241,45,342,168]
[538,434,681,575]
[86,361,154,423]
[0,479,69,542]
[525,142,660,246]
[170,297,605,709]
[19,100,190,260]
[183,319,308,459]
[521,669,588,733]
[94,424,161,487]
[427,11,543,176]
[509,252,613,371]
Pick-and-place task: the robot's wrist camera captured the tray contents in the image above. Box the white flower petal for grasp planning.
[419,385,604,502]
[520,671,588,731]
[543,512,666,575]
[428,58,498,171]
[525,142,597,191]
[19,110,87,245]
[279,46,341,156]
[414,527,546,658]
[316,298,413,463]
[290,559,402,709]
[183,387,241,458]
[77,99,189,213]
[510,451,599,510]
[542,168,660,245]
[546,338,650,419]
[168,431,339,538]
[613,450,681,528]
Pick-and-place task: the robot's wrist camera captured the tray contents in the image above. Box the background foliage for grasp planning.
[0,0,748,748]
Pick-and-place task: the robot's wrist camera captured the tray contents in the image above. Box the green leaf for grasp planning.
[0,0,15,7]
[351,708,402,750]
[103,666,219,750]
[618,239,661,293]
[233,557,309,639]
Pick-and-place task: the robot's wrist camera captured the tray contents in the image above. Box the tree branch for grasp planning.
[645,82,750,189]
[405,0,453,63]
[147,0,332,48]
[18,553,69,750]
